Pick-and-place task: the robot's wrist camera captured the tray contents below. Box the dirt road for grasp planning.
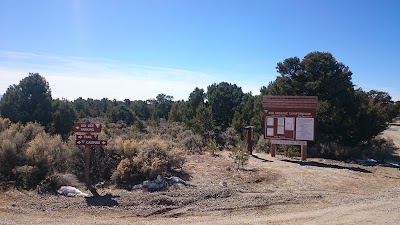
[382,125,400,155]
[1,127,400,224]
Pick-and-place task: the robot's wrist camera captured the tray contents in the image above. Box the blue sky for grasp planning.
[0,0,399,101]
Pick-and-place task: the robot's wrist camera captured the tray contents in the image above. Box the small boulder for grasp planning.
[57,186,88,197]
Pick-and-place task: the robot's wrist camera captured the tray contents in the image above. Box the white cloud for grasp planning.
[0,51,275,101]
[0,51,215,100]
[2,51,396,102]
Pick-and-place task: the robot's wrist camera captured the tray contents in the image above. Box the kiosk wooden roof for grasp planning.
[262,96,319,109]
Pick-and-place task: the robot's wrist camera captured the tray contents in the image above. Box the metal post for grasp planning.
[301,145,307,161]
[271,144,276,157]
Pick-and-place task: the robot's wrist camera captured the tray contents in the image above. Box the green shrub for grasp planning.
[309,137,396,161]
[277,145,300,157]
[360,138,396,162]
[67,138,120,185]
[206,138,219,156]
[229,142,250,170]
[90,146,120,183]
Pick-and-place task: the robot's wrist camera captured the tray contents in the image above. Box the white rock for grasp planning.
[57,186,88,197]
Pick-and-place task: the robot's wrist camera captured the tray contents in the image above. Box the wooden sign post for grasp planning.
[74,122,107,193]
[84,145,91,189]
[262,96,318,161]
[244,126,254,155]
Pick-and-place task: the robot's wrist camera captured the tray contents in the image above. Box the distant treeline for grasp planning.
[1,51,399,159]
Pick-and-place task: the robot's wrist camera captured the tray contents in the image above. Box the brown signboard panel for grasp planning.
[74,123,102,133]
[270,139,307,146]
[263,96,318,142]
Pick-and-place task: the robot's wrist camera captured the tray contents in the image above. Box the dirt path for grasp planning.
[381,125,400,155]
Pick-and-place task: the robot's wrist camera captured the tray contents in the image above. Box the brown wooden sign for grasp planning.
[270,139,307,146]
[263,96,318,141]
[72,122,107,193]
[74,123,107,146]
[76,134,98,140]
[75,140,107,146]
[74,123,102,133]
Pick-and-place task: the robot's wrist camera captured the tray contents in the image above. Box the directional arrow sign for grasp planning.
[75,139,107,146]
[74,123,102,133]
[75,140,86,145]
[76,134,99,140]
[85,140,108,146]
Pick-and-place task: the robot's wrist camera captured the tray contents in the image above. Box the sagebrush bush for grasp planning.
[108,136,140,158]
[37,172,83,194]
[254,138,270,153]
[361,138,396,162]
[221,127,240,148]
[26,132,71,176]
[0,119,191,190]
[177,130,204,154]
[0,123,28,151]
[111,158,142,187]
[0,124,29,179]
[111,137,185,186]
[138,137,185,179]
[146,121,185,139]
[0,117,11,132]
[0,140,20,179]
[309,137,396,161]
[12,165,41,189]
[22,122,45,142]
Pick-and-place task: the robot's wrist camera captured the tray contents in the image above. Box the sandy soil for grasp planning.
[1,127,400,225]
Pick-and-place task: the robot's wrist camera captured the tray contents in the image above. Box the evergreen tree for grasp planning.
[0,73,52,127]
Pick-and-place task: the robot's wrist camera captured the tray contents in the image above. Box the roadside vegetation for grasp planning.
[0,51,399,190]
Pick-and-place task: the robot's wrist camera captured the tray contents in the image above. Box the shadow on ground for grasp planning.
[251,154,273,163]
[281,159,372,173]
[85,193,119,207]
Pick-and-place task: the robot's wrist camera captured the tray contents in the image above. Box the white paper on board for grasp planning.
[277,118,284,126]
[267,117,274,126]
[295,118,314,141]
[277,126,284,134]
[267,128,274,136]
[285,117,294,131]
